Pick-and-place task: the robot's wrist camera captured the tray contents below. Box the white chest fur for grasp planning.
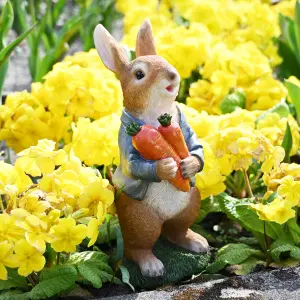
[144,180,190,221]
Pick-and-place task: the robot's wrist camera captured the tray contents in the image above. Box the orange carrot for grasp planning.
[126,122,190,192]
[157,113,190,159]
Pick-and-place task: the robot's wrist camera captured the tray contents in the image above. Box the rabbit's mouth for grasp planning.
[166,84,175,93]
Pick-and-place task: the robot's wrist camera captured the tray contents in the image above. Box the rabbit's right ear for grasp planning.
[94,24,128,74]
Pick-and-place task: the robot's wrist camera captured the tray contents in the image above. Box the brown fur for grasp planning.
[116,187,202,267]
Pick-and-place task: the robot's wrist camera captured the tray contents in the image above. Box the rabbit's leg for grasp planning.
[116,193,164,277]
[161,187,209,253]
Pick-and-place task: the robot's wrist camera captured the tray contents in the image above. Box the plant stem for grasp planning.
[0,195,5,213]
[242,168,254,198]
[264,222,271,266]
[27,274,36,287]
[65,252,70,262]
[56,252,60,265]
[5,148,11,164]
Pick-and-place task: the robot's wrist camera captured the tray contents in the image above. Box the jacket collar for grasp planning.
[121,109,145,127]
[120,105,183,127]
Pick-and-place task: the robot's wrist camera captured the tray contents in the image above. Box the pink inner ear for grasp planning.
[94,25,116,72]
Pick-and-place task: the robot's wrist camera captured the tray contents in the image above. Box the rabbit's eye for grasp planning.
[135,70,145,80]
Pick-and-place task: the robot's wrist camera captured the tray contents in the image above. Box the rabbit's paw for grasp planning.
[139,256,165,277]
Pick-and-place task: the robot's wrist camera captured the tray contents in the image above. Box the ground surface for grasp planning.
[64,267,300,300]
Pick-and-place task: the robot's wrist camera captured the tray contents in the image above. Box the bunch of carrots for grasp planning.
[126,113,190,192]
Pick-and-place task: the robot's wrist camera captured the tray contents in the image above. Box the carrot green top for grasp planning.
[157,113,172,126]
[126,122,141,136]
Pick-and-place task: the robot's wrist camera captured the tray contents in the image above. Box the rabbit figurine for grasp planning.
[94,19,209,278]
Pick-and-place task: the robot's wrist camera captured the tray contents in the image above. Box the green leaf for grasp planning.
[0,23,36,68]
[220,91,246,114]
[287,218,300,245]
[0,268,28,291]
[279,14,299,60]
[0,60,8,100]
[195,196,222,223]
[285,79,300,122]
[226,257,266,275]
[76,258,114,288]
[281,122,293,162]
[0,1,14,49]
[68,251,108,265]
[29,265,77,300]
[294,0,300,57]
[114,225,124,262]
[269,235,300,261]
[256,102,290,124]
[206,243,264,273]
[217,193,284,240]
[0,290,31,300]
[119,265,135,291]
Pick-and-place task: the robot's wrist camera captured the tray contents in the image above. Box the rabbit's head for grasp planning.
[93,20,180,118]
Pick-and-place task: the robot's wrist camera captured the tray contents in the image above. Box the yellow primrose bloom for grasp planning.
[261,146,285,173]
[16,139,67,176]
[87,218,99,247]
[0,241,19,280]
[18,190,50,217]
[16,215,53,253]
[0,214,24,243]
[14,239,45,277]
[78,181,114,216]
[51,218,87,253]
[250,197,295,224]
[277,175,300,206]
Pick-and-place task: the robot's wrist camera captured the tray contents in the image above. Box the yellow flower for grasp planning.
[14,239,45,277]
[51,218,87,253]
[0,241,19,280]
[250,198,295,225]
[277,175,300,206]
[87,218,99,247]
[16,139,67,176]
[17,215,53,253]
[18,190,50,217]
[78,181,114,216]
[261,146,285,173]
[0,214,24,243]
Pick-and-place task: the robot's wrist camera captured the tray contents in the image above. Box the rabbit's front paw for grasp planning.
[180,156,202,178]
[156,158,178,180]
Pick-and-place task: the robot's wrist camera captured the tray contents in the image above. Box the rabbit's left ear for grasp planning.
[136,19,157,57]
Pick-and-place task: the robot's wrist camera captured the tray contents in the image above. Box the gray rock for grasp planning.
[101,267,300,300]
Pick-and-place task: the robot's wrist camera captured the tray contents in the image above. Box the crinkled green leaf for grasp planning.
[226,257,266,275]
[196,196,222,223]
[206,243,264,273]
[220,91,246,114]
[270,235,300,261]
[68,251,108,265]
[0,268,28,291]
[287,218,300,245]
[217,193,284,240]
[0,290,31,300]
[294,0,300,57]
[29,265,77,300]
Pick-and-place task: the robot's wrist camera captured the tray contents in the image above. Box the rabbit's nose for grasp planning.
[168,71,177,81]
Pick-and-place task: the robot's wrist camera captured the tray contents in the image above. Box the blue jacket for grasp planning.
[112,106,204,200]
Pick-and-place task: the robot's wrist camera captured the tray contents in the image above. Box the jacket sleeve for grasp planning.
[180,109,205,172]
[122,127,161,182]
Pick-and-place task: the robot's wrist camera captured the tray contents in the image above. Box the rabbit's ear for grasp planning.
[94,24,128,73]
[136,19,157,57]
